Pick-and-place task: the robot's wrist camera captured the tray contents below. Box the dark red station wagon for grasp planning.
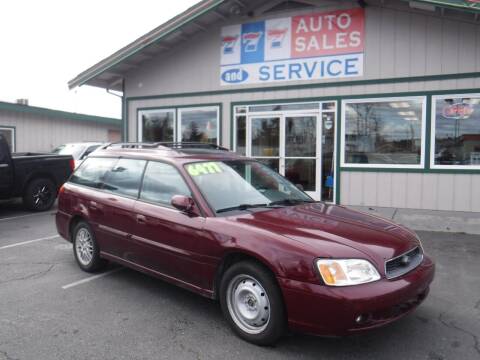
[56,142,435,345]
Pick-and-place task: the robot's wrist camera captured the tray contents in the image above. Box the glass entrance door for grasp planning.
[284,115,319,198]
[247,114,320,200]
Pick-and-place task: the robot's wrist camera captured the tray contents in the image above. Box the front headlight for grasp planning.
[416,234,425,253]
[316,259,381,286]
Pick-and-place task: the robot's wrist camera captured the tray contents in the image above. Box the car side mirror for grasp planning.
[171,195,198,216]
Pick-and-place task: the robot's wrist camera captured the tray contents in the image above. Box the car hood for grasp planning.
[229,203,419,263]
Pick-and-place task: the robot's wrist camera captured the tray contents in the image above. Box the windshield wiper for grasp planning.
[268,199,316,207]
[216,203,270,213]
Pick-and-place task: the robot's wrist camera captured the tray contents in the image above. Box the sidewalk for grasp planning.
[349,206,480,235]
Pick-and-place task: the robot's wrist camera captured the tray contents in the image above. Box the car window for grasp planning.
[70,157,117,189]
[81,145,101,159]
[140,161,191,206]
[103,159,146,198]
[53,144,86,160]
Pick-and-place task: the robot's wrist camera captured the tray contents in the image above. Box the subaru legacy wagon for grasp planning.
[56,142,435,345]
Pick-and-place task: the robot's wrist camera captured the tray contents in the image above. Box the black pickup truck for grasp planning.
[0,134,74,211]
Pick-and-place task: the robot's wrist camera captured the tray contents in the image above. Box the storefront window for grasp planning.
[235,115,246,155]
[0,127,15,152]
[139,109,174,142]
[285,116,316,157]
[432,95,480,168]
[249,103,318,112]
[322,112,335,202]
[180,107,219,144]
[342,97,425,167]
[139,106,219,145]
[251,117,280,157]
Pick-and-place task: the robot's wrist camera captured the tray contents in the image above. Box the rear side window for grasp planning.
[70,157,117,189]
[103,159,146,198]
[140,161,190,206]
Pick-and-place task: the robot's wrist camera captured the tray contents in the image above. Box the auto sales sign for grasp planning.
[220,8,364,86]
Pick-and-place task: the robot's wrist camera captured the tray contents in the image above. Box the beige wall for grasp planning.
[341,171,480,212]
[0,110,120,153]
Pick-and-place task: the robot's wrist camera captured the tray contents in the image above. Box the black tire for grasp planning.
[23,178,56,211]
[72,221,107,273]
[219,260,286,346]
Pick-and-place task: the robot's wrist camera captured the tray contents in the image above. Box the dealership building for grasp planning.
[69,0,480,215]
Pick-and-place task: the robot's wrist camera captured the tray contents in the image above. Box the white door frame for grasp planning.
[246,110,321,200]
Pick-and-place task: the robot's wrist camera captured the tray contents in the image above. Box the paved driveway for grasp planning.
[0,203,479,360]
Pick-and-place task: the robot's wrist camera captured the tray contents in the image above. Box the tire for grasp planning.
[72,221,107,273]
[219,260,286,346]
[23,178,56,211]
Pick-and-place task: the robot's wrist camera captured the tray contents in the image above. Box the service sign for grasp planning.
[220,8,365,86]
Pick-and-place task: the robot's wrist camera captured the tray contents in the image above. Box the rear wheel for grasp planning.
[72,221,107,272]
[23,178,56,211]
[220,261,286,345]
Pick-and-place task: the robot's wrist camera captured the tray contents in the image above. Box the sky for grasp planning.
[0,0,198,119]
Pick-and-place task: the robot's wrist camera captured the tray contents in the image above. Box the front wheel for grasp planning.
[219,261,286,345]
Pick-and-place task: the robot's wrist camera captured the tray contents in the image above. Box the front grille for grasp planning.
[385,246,423,279]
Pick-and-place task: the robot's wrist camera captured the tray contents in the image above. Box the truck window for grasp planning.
[102,159,146,198]
[70,157,117,189]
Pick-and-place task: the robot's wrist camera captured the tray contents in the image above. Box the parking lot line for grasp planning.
[0,211,55,222]
[61,268,123,290]
[0,235,60,250]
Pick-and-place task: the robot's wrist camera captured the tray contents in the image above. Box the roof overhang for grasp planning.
[68,0,228,91]
[68,0,480,92]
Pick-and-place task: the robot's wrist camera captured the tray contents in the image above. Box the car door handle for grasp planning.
[0,164,8,168]
[136,215,147,224]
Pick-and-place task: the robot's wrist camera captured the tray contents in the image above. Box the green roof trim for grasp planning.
[0,101,121,127]
[402,0,480,12]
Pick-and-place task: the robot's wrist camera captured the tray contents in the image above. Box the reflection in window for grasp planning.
[141,110,174,142]
[0,128,14,152]
[181,108,218,144]
[285,159,315,191]
[285,116,316,157]
[103,159,146,198]
[141,162,191,205]
[322,112,335,201]
[249,103,318,112]
[255,158,279,173]
[70,157,117,189]
[236,115,246,156]
[344,98,424,165]
[251,117,279,157]
[434,96,480,166]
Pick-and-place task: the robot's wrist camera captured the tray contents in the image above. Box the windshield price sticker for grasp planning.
[187,162,223,176]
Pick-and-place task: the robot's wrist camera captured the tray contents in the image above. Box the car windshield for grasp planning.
[185,160,313,213]
[52,144,86,159]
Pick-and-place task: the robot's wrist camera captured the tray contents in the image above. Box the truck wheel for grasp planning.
[72,221,107,273]
[23,178,56,211]
[219,261,287,346]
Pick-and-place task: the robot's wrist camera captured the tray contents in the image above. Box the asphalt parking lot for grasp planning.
[0,202,479,360]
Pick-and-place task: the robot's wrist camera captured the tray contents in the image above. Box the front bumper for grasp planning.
[279,255,435,336]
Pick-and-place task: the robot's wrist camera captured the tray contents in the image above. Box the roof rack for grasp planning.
[100,142,229,151]
[157,142,229,151]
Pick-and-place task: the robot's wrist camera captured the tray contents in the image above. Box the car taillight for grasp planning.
[69,159,75,171]
[58,184,65,195]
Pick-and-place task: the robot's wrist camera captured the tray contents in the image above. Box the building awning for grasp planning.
[405,0,480,12]
[68,0,480,92]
